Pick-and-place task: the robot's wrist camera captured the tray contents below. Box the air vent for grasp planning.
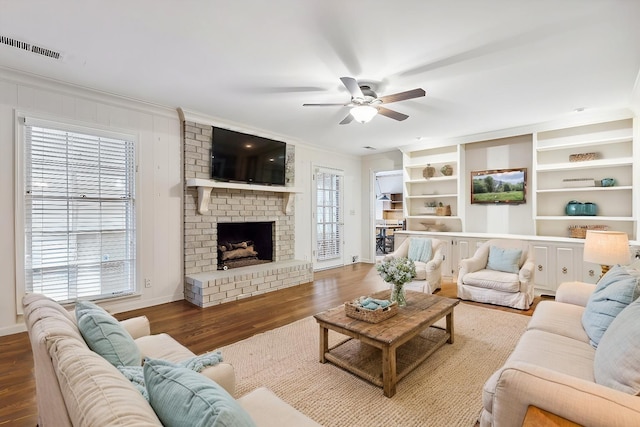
[0,35,61,60]
[31,45,61,59]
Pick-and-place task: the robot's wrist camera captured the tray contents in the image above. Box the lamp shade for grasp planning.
[583,230,629,266]
[350,105,377,123]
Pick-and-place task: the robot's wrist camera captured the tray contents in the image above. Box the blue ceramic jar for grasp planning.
[565,201,583,216]
[583,202,597,216]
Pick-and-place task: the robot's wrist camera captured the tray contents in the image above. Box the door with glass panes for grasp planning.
[313,167,344,270]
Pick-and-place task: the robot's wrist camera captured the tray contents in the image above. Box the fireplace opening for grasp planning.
[217,222,274,270]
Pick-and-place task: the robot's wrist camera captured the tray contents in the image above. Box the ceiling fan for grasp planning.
[303,77,425,124]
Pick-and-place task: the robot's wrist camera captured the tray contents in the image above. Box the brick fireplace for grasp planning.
[181,120,313,307]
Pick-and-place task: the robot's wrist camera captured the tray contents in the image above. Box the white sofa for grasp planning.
[23,293,320,427]
[480,280,640,426]
[383,237,445,294]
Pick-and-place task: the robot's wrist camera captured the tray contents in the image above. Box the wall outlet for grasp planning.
[144,278,152,288]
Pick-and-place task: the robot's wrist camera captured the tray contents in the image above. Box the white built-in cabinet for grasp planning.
[402,145,463,233]
[533,242,600,296]
[534,118,635,239]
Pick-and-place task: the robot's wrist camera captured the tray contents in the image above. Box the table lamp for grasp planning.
[583,230,630,278]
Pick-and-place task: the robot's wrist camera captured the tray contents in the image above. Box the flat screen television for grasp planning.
[211,127,286,186]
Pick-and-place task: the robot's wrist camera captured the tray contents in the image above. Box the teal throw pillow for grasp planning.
[76,300,141,367]
[408,238,432,263]
[582,265,640,348]
[144,358,256,427]
[593,297,640,394]
[486,246,522,274]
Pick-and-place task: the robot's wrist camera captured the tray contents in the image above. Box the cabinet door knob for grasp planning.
[562,267,568,274]
[588,269,595,277]
[537,265,543,271]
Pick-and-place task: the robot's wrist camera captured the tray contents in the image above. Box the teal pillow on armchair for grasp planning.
[486,246,522,274]
[408,238,432,263]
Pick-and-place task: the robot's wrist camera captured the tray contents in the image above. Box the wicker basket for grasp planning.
[435,205,452,216]
[568,225,609,239]
[344,300,398,323]
[569,152,597,162]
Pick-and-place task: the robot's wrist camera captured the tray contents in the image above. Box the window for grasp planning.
[20,118,136,303]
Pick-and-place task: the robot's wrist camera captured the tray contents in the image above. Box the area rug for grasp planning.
[220,303,529,427]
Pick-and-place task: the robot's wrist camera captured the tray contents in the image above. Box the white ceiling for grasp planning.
[1,1,639,156]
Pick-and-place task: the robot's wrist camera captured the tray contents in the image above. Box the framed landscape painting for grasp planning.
[471,168,526,204]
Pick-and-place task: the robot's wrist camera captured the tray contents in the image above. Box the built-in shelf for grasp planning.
[535,215,633,221]
[406,193,458,199]
[406,176,457,184]
[536,186,632,194]
[536,157,633,172]
[186,178,300,214]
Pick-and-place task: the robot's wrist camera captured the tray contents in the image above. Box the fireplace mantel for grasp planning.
[186,178,300,214]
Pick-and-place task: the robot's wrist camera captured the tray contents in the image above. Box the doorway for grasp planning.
[374,170,404,259]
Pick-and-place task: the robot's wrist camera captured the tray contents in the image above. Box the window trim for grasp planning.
[14,111,140,314]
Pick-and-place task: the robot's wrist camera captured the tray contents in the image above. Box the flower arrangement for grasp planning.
[376,257,416,307]
[376,257,416,286]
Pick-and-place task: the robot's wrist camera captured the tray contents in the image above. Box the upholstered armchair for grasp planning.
[457,239,535,309]
[383,237,445,294]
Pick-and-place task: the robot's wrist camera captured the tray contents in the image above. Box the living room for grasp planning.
[1,1,640,426]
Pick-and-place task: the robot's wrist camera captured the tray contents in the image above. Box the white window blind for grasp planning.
[23,123,136,303]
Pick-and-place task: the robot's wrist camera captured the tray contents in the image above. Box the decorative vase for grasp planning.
[440,164,453,176]
[391,283,407,307]
[423,164,435,179]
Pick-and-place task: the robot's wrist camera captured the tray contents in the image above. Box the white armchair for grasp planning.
[383,237,445,294]
[457,239,535,310]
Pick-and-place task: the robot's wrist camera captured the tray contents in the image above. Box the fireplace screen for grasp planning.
[217,222,274,270]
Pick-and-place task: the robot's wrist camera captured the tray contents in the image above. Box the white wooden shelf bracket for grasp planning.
[186,178,299,215]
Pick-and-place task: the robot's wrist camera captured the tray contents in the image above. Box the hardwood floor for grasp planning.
[0,263,545,426]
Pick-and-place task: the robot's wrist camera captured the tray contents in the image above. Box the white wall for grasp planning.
[0,69,183,335]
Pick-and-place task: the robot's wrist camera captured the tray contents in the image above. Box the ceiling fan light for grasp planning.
[350,105,377,123]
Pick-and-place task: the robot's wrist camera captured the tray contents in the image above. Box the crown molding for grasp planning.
[0,66,178,120]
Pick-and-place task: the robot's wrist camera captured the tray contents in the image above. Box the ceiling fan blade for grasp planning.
[340,77,364,99]
[378,107,409,121]
[339,113,354,125]
[302,103,350,107]
[378,88,426,104]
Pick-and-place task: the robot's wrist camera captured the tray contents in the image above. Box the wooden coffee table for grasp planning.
[314,290,459,397]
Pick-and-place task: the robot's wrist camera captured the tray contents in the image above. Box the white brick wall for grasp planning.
[183,121,311,307]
